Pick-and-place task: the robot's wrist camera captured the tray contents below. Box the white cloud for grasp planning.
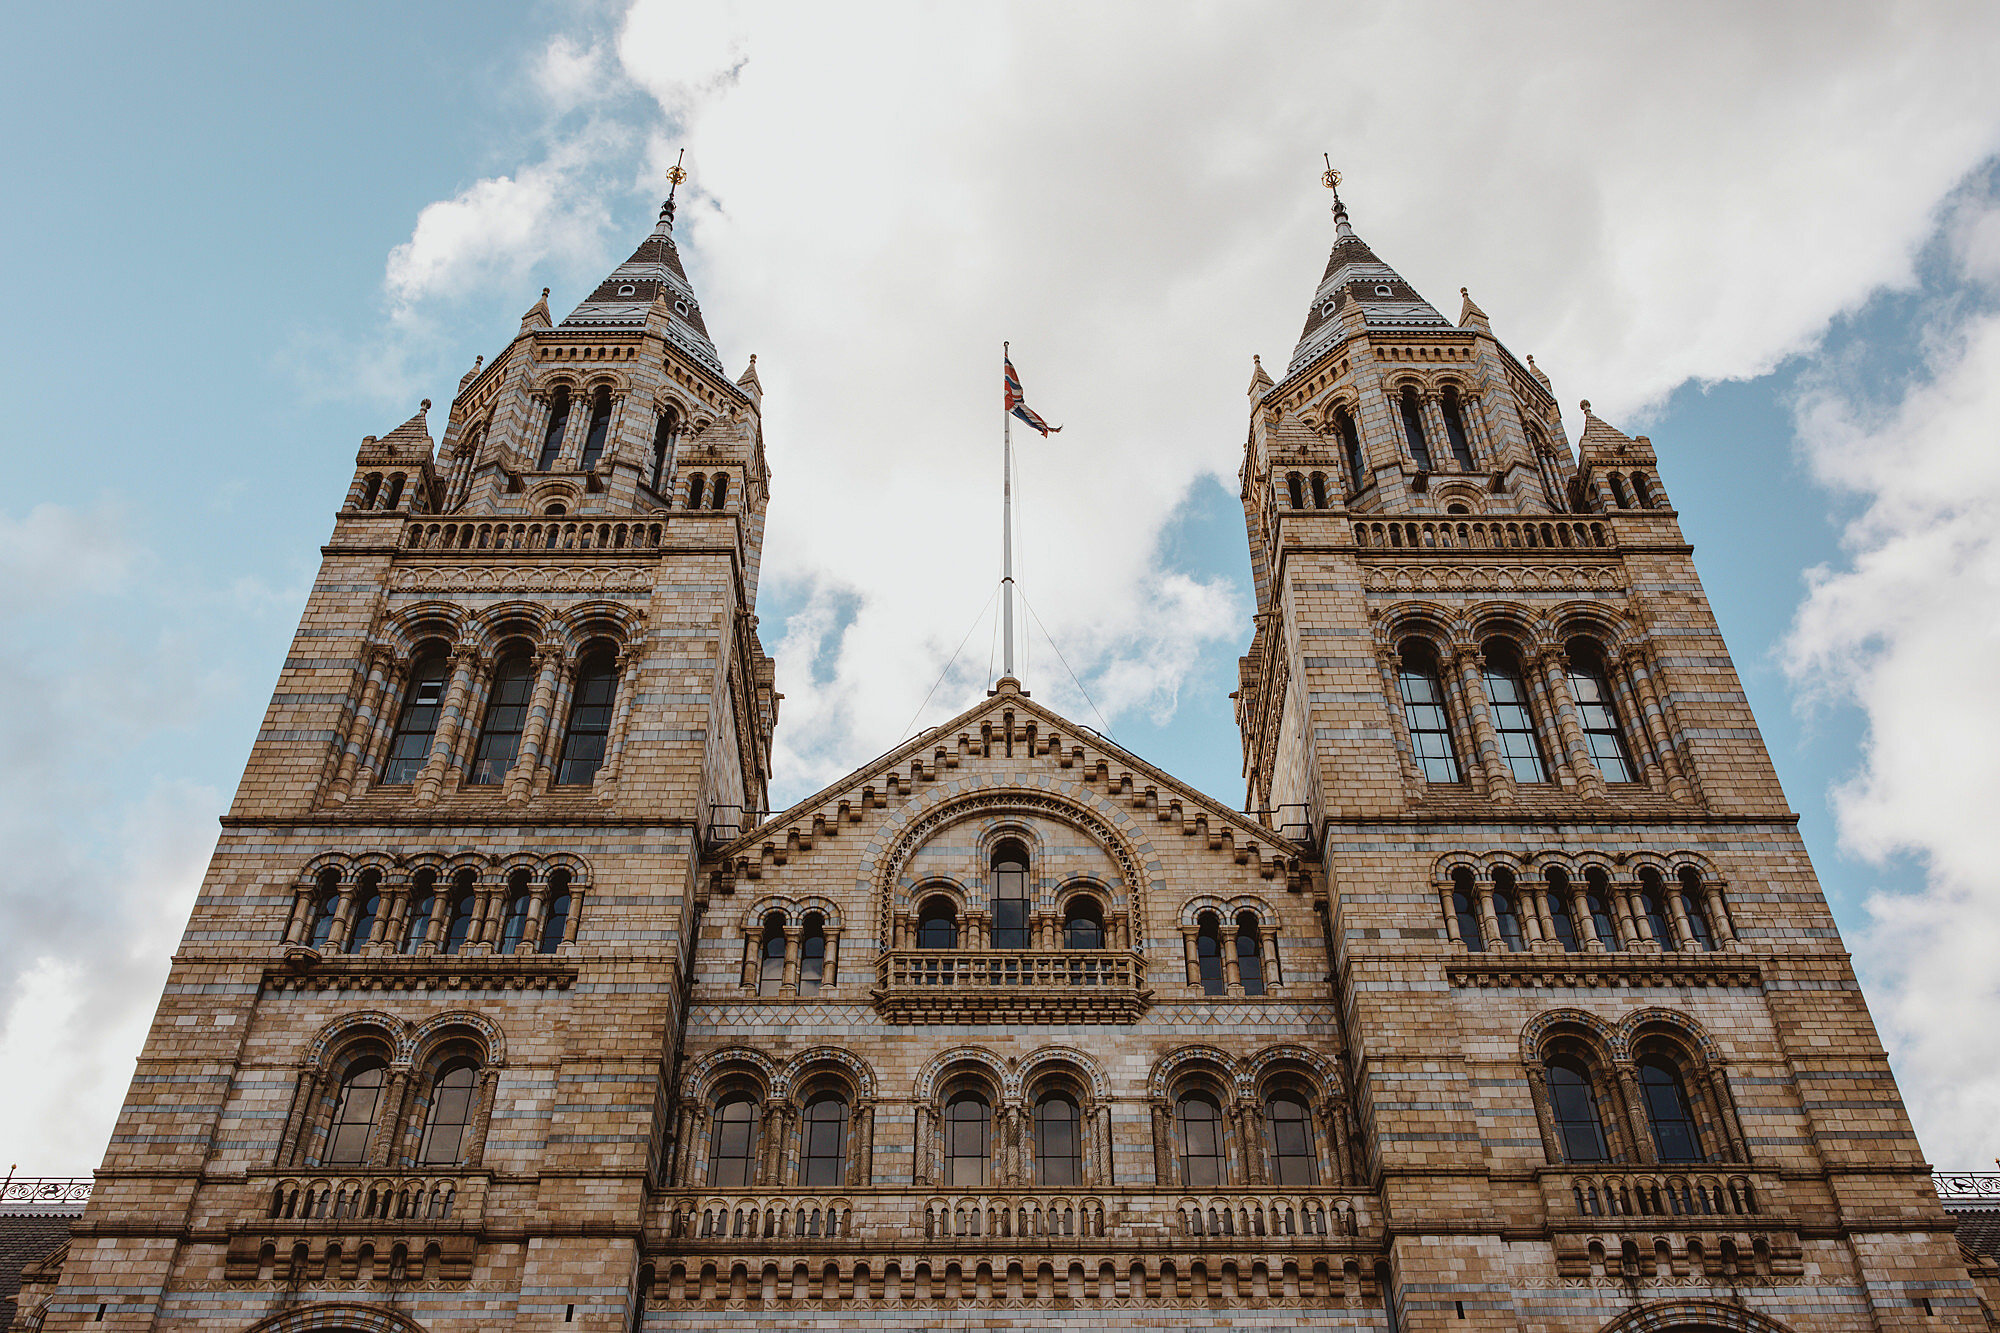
[1783,182,2000,1166]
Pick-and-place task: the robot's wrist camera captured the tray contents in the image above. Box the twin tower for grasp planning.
[16,178,1990,1332]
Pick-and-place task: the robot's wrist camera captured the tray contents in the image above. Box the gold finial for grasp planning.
[666,147,688,199]
[1321,153,1342,192]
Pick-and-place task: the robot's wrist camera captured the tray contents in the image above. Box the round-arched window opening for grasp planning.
[544,502,566,516]
[674,299,691,316]
[1546,1056,1611,1162]
[990,838,1031,949]
[1175,1091,1227,1187]
[1034,1092,1081,1185]
[617,283,637,296]
[801,1092,848,1186]
[1265,1092,1319,1185]
[707,1094,760,1186]
[1374,283,1393,297]
[1638,1055,1703,1162]
[1063,900,1104,950]
[916,897,958,950]
[1446,503,1469,514]
[418,1061,480,1165]
[944,1090,991,1186]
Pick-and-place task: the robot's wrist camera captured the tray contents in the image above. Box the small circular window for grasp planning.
[674,300,691,316]
[617,284,636,296]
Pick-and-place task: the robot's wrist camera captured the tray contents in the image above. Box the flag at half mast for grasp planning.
[1003,356,1061,436]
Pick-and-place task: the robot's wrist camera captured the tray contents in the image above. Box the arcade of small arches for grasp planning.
[738,898,843,996]
[1524,1009,1751,1170]
[1438,855,1734,956]
[1179,896,1285,996]
[285,853,584,959]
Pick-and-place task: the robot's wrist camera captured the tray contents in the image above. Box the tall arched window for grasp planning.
[498,874,532,953]
[685,473,706,509]
[1679,867,1717,951]
[1335,406,1366,492]
[402,871,437,953]
[758,913,787,996]
[1631,472,1655,507]
[1546,1058,1611,1162]
[1492,874,1527,952]
[417,1063,479,1165]
[1544,869,1580,952]
[1287,472,1306,509]
[1609,472,1632,508]
[944,1091,991,1186]
[1175,1092,1227,1187]
[1397,642,1461,783]
[383,473,407,510]
[441,872,478,955]
[801,1093,848,1186]
[1451,869,1485,951]
[990,840,1030,949]
[1310,471,1329,509]
[537,387,571,471]
[708,1095,761,1186]
[1584,870,1621,951]
[360,473,382,509]
[1034,1093,1081,1186]
[1398,386,1433,469]
[1063,900,1103,950]
[1565,644,1635,782]
[1638,872,1676,951]
[1265,1093,1319,1185]
[307,870,342,951]
[346,871,382,953]
[1195,913,1226,995]
[650,408,679,493]
[578,386,613,471]
[537,870,572,954]
[325,1061,387,1166]
[556,653,618,786]
[469,655,534,785]
[1637,1057,1703,1162]
[1235,913,1267,996]
[798,913,827,995]
[1481,643,1547,783]
[916,898,957,949]
[709,474,729,510]
[382,655,449,785]
[1441,385,1476,470]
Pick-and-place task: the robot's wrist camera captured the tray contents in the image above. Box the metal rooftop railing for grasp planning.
[0,1174,92,1216]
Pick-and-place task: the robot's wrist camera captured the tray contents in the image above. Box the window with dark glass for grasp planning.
[326,1062,386,1165]
[1638,1057,1702,1162]
[1584,874,1621,951]
[1482,648,1547,783]
[383,473,406,510]
[1565,648,1635,782]
[498,880,532,953]
[382,657,448,785]
[441,874,478,955]
[1266,1094,1319,1185]
[709,474,729,509]
[1397,647,1461,782]
[1175,1093,1227,1187]
[1631,472,1656,507]
[537,872,571,954]
[346,872,382,953]
[1492,880,1526,952]
[537,387,571,470]
[1287,472,1305,508]
[1064,902,1103,950]
[579,387,613,471]
[1545,870,1580,952]
[758,915,786,996]
[1034,1093,1081,1185]
[1336,407,1366,492]
[1236,915,1267,996]
[650,409,679,493]
[1679,868,1717,951]
[1638,876,1676,950]
[1546,1059,1611,1162]
[308,871,342,950]
[402,872,437,953]
[990,841,1030,949]
[418,1063,479,1165]
[1196,914,1226,995]
[1398,387,1433,469]
[1310,471,1329,508]
[1452,876,1485,951]
[798,914,827,995]
[916,898,957,949]
[556,655,618,785]
[944,1092,990,1186]
[708,1095,760,1186]
[1441,386,1476,470]
[686,473,706,509]
[802,1093,847,1186]
[469,656,534,785]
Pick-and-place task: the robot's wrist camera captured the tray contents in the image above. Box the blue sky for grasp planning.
[4,2,2000,1173]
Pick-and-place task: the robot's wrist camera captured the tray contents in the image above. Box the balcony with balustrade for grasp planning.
[874,949,1151,1023]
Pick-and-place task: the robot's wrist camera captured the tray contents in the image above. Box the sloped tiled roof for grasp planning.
[561,198,723,374]
[1286,199,1450,377]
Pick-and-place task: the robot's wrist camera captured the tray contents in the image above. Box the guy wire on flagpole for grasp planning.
[1002,341,1016,680]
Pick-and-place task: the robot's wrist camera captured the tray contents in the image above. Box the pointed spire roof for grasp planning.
[560,164,725,374]
[1575,399,1635,454]
[1286,172,1450,377]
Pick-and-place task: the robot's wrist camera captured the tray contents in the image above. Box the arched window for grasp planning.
[685,472,706,509]
[359,473,382,509]
[801,1093,847,1186]
[537,387,571,471]
[556,653,618,785]
[1441,386,1475,470]
[469,655,534,785]
[579,386,613,471]
[1492,874,1526,952]
[916,897,957,949]
[944,1091,991,1186]
[1584,870,1621,951]
[346,871,382,953]
[382,655,449,785]
[1310,471,1329,509]
[1335,407,1366,492]
[538,871,572,954]
[1235,913,1267,996]
[1287,472,1305,509]
[1630,472,1655,507]
[441,872,478,955]
[1451,868,1485,951]
[1481,643,1547,783]
[1679,867,1717,951]
[709,474,729,510]
[1546,1058,1610,1163]
[326,1061,387,1166]
[1398,386,1433,470]
[1545,869,1580,952]
[1034,1093,1081,1186]
[1195,913,1226,995]
[1175,1092,1227,1187]
[1396,641,1461,782]
[650,408,679,493]
[417,1063,479,1165]
[1265,1093,1319,1185]
[1063,900,1103,950]
[307,870,342,951]
[402,871,437,953]
[1637,872,1676,950]
[1637,1056,1703,1162]
[498,874,532,954]
[990,839,1030,949]
[1565,643,1635,782]
[707,1095,761,1186]
[383,473,406,510]
[1609,472,1632,508]
[798,913,827,995]
[758,913,787,996]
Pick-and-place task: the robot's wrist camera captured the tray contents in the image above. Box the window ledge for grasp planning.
[264,954,576,994]
[1447,954,1759,990]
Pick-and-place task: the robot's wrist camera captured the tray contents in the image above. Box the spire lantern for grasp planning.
[1323,155,1355,242]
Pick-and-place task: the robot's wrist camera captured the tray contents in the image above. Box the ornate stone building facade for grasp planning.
[15,179,1994,1332]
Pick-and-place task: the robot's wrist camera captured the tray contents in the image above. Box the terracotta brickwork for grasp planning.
[17,186,1990,1332]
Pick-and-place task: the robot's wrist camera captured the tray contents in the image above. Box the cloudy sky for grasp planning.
[4,0,2000,1175]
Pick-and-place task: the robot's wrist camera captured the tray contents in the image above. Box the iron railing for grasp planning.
[0,1174,92,1215]
[1934,1171,2000,1204]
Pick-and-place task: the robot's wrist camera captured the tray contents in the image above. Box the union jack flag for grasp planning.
[1003,357,1061,436]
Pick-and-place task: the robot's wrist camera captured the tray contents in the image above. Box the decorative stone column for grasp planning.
[504,652,564,803]
[1222,936,1243,996]
[1476,884,1503,951]
[466,1067,502,1166]
[1704,881,1738,947]
[780,928,801,996]
[1377,649,1428,786]
[328,654,391,801]
[1454,651,1512,798]
[278,1070,320,1167]
[1624,652,1693,802]
[1528,886,1560,952]
[592,651,641,789]
[1437,886,1462,945]
[369,1069,412,1168]
[1150,1099,1174,1185]
[1615,1065,1657,1164]
[1239,1099,1268,1185]
[1525,1062,1563,1162]
[1180,927,1200,986]
[1570,880,1603,953]
[413,650,478,805]
[850,1102,875,1186]
[1540,650,1603,795]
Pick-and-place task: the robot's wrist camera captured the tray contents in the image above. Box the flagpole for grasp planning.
[1002,341,1016,680]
